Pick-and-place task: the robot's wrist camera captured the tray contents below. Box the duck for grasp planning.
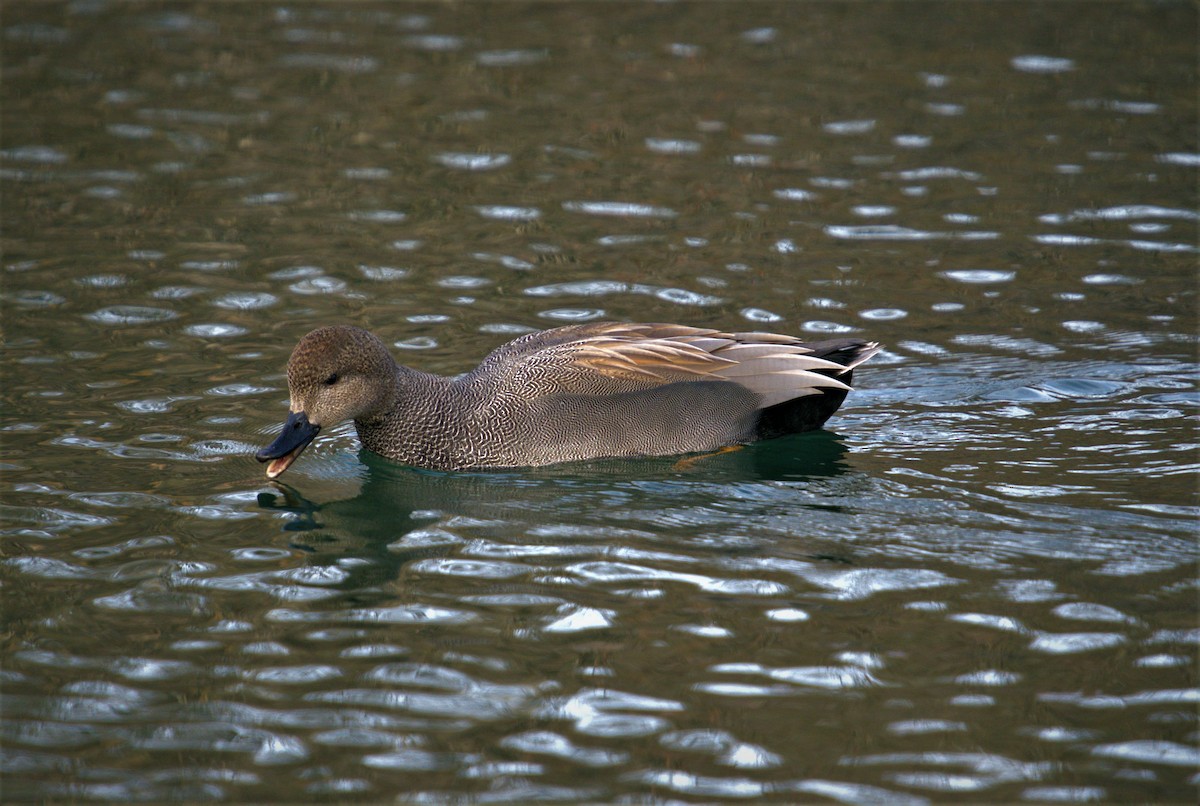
[255,322,880,478]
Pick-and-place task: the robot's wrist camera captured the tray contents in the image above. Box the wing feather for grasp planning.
[469,321,869,406]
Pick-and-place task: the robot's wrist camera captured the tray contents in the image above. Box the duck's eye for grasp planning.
[323,373,339,386]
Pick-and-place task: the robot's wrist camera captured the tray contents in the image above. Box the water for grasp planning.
[2,3,1197,802]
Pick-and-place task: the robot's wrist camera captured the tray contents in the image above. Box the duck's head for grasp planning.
[256,325,396,479]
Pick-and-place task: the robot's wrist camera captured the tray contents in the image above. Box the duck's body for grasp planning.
[256,322,879,477]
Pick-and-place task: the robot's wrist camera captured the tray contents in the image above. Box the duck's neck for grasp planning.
[354,365,464,467]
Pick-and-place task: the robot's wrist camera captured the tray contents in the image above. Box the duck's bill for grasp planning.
[255,411,320,479]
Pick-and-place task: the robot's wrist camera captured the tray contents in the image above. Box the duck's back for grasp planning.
[383,323,880,469]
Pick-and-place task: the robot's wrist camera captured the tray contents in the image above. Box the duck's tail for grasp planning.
[753,339,881,438]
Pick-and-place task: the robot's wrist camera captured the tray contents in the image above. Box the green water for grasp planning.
[2,3,1197,802]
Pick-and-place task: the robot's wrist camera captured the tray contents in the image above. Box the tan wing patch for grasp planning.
[573,337,736,381]
[540,323,866,406]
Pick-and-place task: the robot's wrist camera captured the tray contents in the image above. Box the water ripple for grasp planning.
[645,138,702,155]
[476,48,547,67]
[1091,740,1200,767]
[433,152,511,171]
[501,730,628,767]
[568,560,788,596]
[624,769,765,798]
[1011,54,1075,73]
[213,291,277,310]
[266,604,475,624]
[1,6,1195,802]
[524,280,722,306]
[542,605,616,633]
[826,224,998,241]
[85,305,177,325]
[562,200,678,218]
[940,269,1016,284]
[473,205,541,220]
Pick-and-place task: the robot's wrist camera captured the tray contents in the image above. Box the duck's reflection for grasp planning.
[256,430,854,589]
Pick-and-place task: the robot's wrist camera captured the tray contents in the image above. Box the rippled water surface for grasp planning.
[2,3,1197,802]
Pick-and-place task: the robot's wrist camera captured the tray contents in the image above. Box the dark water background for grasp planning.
[2,3,1197,802]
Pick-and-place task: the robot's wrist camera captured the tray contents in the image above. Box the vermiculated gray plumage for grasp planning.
[256,322,880,476]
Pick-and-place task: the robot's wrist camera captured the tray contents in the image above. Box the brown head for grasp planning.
[256,326,397,478]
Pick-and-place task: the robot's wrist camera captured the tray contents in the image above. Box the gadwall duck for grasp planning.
[256,322,880,477]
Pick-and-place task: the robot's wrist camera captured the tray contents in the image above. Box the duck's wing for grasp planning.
[473,322,874,406]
